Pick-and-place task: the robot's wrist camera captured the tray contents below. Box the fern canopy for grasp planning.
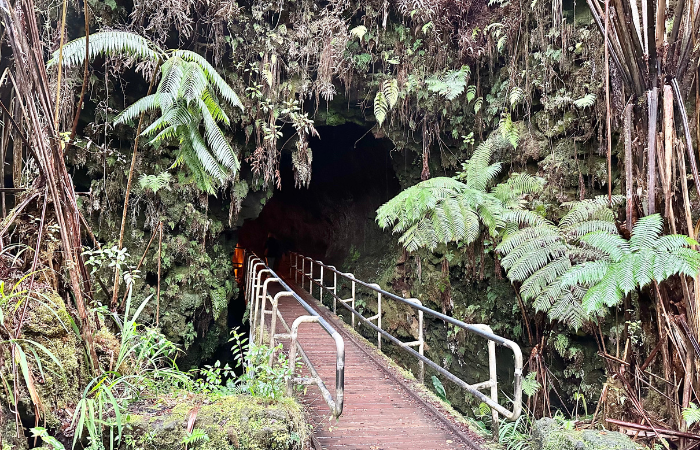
[51,31,243,194]
[499,204,700,329]
[377,134,542,252]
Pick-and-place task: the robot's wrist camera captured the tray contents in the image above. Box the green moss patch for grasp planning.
[123,394,307,450]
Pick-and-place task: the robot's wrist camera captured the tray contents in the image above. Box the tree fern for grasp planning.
[377,133,541,252]
[51,31,243,194]
[499,208,700,328]
[47,31,164,68]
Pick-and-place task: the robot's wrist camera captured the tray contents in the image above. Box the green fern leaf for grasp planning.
[374,91,388,127]
[573,93,596,109]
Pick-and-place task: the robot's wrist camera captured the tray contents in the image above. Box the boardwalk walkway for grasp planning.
[270,277,484,450]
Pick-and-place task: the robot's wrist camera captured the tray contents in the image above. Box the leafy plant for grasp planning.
[182,428,210,449]
[426,65,471,100]
[683,403,700,426]
[72,289,187,449]
[521,372,541,397]
[561,214,700,313]
[376,134,542,251]
[498,415,531,450]
[139,171,173,193]
[499,200,700,328]
[573,93,596,109]
[30,427,65,450]
[49,31,243,193]
[374,78,399,127]
[431,375,450,404]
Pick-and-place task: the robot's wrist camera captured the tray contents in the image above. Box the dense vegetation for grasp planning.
[1,0,700,448]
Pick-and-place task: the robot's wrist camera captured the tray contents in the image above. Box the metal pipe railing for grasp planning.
[290,251,522,421]
[245,253,345,418]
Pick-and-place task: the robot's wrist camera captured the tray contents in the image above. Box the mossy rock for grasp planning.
[122,394,307,450]
[0,290,92,430]
[532,418,638,450]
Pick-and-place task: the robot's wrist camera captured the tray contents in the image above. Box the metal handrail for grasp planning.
[290,251,523,422]
[244,252,345,418]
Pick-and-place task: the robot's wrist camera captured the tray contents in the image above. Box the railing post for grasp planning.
[308,259,313,292]
[489,337,499,437]
[351,276,356,328]
[333,270,337,314]
[319,265,324,303]
[418,309,424,383]
[377,290,382,351]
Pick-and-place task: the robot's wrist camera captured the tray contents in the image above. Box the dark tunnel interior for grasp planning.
[237,123,401,268]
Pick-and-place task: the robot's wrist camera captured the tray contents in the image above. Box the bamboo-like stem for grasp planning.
[648,88,659,214]
[52,0,68,129]
[605,0,613,203]
[69,0,89,141]
[624,103,634,231]
[157,221,162,326]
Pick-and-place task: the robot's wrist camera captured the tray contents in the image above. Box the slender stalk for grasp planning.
[111,67,159,308]
[52,0,68,129]
[69,0,90,141]
[624,103,633,231]
[605,0,612,203]
[157,221,162,326]
[648,88,659,214]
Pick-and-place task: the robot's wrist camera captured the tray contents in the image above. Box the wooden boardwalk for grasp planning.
[270,278,484,450]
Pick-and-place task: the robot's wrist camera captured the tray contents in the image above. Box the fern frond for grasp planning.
[139,172,172,193]
[629,214,663,252]
[580,232,629,261]
[426,66,470,101]
[509,87,525,107]
[199,98,239,172]
[173,50,244,110]
[520,256,572,301]
[573,93,596,109]
[560,195,624,227]
[383,79,399,108]
[374,90,388,127]
[48,31,163,68]
[114,94,164,125]
[560,260,609,288]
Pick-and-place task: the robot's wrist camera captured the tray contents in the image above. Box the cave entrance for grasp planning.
[237,123,401,269]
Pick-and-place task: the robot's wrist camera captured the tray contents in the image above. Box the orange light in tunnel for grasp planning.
[232,244,245,282]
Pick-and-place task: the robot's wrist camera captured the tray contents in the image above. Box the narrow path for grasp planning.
[270,277,485,450]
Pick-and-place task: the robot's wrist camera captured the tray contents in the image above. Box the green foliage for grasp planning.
[51,31,243,194]
[522,372,541,397]
[350,25,367,41]
[499,199,700,328]
[431,375,450,404]
[498,415,531,450]
[374,78,399,127]
[426,65,471,100]
[573,93,596,109]
[376,134,542,251]
[72,289,187,450]
[139,171,172,193]
[31,427,65,450]
[499,111,519,148]
[182,428,210,447]
[683,403,700,426]
[47,31,162,67]
[562,214,700,313]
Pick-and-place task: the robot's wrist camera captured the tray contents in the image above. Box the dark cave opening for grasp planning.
[237,123,401,268]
